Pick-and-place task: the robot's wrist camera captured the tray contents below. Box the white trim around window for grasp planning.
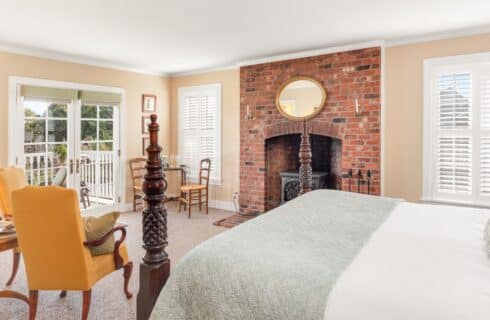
[178,83,222,185]
[423,51,490,207]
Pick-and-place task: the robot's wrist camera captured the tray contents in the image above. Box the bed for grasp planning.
[136,116,490,320]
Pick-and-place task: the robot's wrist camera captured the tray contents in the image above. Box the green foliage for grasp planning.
[53,144,67,163]
[81,120,97,141]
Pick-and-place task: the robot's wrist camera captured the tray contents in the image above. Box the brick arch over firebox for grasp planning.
[239,46,382,213]
[263,120,343,141]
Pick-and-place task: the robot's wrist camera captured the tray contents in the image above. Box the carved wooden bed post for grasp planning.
[299,120,312,194]
[137,115,170,320]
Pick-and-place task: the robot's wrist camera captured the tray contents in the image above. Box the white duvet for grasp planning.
[324,202,490,320]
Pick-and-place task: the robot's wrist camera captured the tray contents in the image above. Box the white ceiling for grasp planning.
[0,0,489,75]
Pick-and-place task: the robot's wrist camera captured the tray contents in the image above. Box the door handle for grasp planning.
[69,159,74,174]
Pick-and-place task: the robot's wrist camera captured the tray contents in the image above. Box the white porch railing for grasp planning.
[80,151,114,200]
[24,152,62,186]
[24,151,115,201]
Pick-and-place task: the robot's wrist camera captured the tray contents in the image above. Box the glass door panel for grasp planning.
[17,94,120,213]
[78,104,118,210]
[23,100,69,187]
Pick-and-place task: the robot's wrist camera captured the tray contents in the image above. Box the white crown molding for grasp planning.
[0,42,168,77]
[385,24,490,47]
[1,25,490,77]
[236,40,386,67]
[169,64,238,77]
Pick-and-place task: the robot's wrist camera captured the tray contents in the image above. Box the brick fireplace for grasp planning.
[240,47,381,213]
[266,134,342,210]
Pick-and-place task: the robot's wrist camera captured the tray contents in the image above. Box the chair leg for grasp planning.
[82,290,91,320]
[184,192,187,211]
[123,262,133,299]
[178,194,182,213]
[199,190,202,212]
[29,290,38,320]
[188,190,192,219]
[133,194,137,212]
[60,290,67,298]
[206,190,209,214]
[6,250,20,286]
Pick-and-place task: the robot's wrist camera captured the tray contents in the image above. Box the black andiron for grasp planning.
[137,114,171,320]
[347,169,373,195]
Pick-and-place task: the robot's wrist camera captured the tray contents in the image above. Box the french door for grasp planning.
[16,98,121,212]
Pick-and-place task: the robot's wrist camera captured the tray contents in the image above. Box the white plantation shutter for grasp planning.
[437,136,472,194]
[435,73,472,196]
[179,84,221,183]
[438,73,472,129]
[424,54,490,206]
[480,137,490,194]
[480,75,490,195]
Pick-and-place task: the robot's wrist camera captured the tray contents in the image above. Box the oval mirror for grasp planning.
[275,77,326,121]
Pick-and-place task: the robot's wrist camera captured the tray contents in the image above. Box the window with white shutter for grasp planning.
[178,84,221,184]
[423,53,490,206]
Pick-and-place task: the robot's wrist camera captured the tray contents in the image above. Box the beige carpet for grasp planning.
[0,202,230,320]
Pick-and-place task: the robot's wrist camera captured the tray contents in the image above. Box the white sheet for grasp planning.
[324,202,490,320]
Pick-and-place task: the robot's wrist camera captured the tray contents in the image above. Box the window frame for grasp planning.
[178,83,222,185]
[423,52,490,207]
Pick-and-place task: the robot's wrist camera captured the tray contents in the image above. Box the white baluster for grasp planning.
[36,155,41,186]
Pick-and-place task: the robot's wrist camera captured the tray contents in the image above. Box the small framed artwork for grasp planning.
[142,137,150,156]
[142,116,151,134]
[142,94,157,113]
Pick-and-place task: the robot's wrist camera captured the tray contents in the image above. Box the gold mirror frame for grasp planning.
[275,76,327,121]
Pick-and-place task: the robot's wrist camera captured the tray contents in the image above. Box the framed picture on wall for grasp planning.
[142,116,151,134]
[142,94,157,112]
[142,137,150,156]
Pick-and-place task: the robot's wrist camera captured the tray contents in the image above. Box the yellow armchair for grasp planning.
[0,167,27,287]
[12,186,133,320]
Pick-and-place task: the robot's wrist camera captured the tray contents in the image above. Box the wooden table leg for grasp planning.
[0,289,29,304]
[6,249,20,286]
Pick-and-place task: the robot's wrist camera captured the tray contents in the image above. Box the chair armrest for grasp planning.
[83,225,127,269]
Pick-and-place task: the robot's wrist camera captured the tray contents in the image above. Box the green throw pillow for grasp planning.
[83,211,120,256]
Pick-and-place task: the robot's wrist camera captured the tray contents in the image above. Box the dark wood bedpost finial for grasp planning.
[137,114,170,320]
[299,120,312,194]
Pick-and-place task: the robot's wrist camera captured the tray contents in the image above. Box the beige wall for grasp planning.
[0,51,171,205]
[169,69,240,204]
[3,31,489,207]
[384,32,490,202]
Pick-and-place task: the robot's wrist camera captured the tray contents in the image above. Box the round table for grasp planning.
[0,233,28,304]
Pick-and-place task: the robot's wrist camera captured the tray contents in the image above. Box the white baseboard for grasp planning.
[120,200,235,213]
[209,200,235,212]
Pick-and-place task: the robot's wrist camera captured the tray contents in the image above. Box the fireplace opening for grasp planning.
[265,133,342,210]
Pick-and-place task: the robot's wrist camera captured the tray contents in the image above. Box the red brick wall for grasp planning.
[265,134,300,210]
[240,47,381,213]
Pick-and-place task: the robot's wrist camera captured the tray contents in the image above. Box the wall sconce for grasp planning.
[354,99,362,117]
[246,105,254,120]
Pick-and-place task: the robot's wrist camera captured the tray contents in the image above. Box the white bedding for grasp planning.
[324,202,490,320]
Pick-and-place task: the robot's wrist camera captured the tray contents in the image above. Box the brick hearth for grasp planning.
[240,47,381,213]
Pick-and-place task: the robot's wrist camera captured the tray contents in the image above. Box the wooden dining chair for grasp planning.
[178,158,211,219]
[129,158,146,211]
